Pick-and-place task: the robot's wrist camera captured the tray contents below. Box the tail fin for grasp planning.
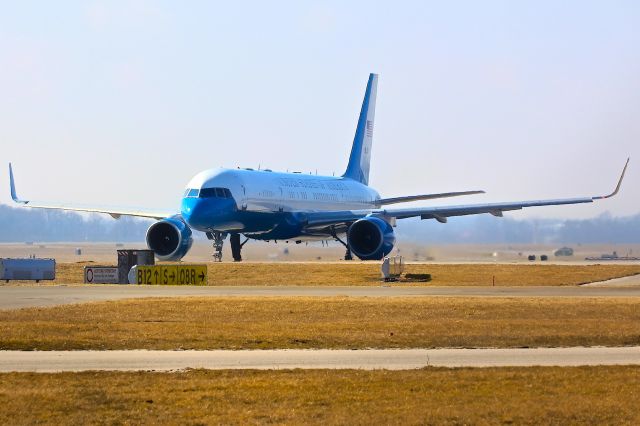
[343,73,378,186]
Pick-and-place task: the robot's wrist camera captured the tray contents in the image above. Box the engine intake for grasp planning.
[146,215,193,261]
[347,216,395,260]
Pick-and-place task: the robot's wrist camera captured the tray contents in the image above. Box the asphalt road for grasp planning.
[0,347,638,372]
[1,285,640,310]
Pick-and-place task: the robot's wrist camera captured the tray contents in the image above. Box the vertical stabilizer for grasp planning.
[343,73,378,185]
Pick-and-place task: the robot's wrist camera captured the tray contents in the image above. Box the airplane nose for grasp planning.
[181,196,233,230]
[181,197,206,228]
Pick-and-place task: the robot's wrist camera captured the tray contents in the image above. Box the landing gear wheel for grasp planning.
[344,247,353,261]
[330,226,354,261]
[230,233,243,262]
[207,231,227,262]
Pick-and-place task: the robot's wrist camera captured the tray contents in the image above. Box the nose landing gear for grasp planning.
[207,231,249,262]
[206,231,226,262]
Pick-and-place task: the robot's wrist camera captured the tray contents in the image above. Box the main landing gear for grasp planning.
[230,232,249,262]
[330,227,353,261]
[207,231,249,262]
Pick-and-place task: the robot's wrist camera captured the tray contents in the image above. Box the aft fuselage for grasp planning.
[180,168,380,240]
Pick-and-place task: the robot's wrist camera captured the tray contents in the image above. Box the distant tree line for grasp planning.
[0,204,152,242]
[1,203,639,244]
[395,212,640,244]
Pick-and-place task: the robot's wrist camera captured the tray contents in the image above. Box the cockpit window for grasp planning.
[199,188,216,198]
[184,188,199,198]
[199,187,232,198]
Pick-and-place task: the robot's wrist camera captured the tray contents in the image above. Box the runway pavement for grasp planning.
[1,284,640,310]
[0,347,638,372]
[582,274,640,287]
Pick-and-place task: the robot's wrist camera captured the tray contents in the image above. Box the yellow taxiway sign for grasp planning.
[133,265,207,285]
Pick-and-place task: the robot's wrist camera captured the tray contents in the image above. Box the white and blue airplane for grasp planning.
[9,74,628,262]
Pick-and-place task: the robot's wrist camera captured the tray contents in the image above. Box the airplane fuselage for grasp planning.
[181,168,381,240]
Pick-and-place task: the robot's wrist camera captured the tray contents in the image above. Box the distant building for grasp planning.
[554,247,574,256]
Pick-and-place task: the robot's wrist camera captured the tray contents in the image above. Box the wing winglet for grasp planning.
[8,163,26,204]
[592,157,629,200]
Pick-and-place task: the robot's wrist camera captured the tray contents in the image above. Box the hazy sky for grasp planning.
[2,1,638,219]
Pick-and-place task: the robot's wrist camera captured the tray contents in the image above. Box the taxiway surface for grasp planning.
[0,347,638,372]
[2,285,640,310]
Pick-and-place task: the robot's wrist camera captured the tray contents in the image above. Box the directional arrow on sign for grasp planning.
[169,272,175,280]
[199,272,205,282]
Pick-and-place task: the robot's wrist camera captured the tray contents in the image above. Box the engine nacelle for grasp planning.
[347,216,396,260]
[146,215,193,261]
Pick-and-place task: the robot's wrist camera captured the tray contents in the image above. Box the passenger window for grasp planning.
[224,188,232,198]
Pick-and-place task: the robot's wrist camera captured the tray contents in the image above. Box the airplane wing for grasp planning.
[304,158,629,229]
[9,163,174,220]
[377,190,485,205]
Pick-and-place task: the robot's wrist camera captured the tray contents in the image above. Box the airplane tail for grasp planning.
[343,73,378,186]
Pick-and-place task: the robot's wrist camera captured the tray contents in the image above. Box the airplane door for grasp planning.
[277,187,284,212]
[240,185,247,210]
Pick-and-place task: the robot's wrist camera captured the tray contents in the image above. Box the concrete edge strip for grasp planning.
[1,347,639,372]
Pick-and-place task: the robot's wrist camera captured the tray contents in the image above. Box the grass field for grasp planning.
[23,262,640,286]
[2,297,639,350]
[0,367,638,424]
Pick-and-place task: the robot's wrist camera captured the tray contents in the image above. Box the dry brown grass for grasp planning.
[12,262,640,286]
[0,367,638,424]
[1,297,639,350]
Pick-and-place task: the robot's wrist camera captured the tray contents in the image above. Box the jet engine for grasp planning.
[146,215,193,261]
[347,216,395,260]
